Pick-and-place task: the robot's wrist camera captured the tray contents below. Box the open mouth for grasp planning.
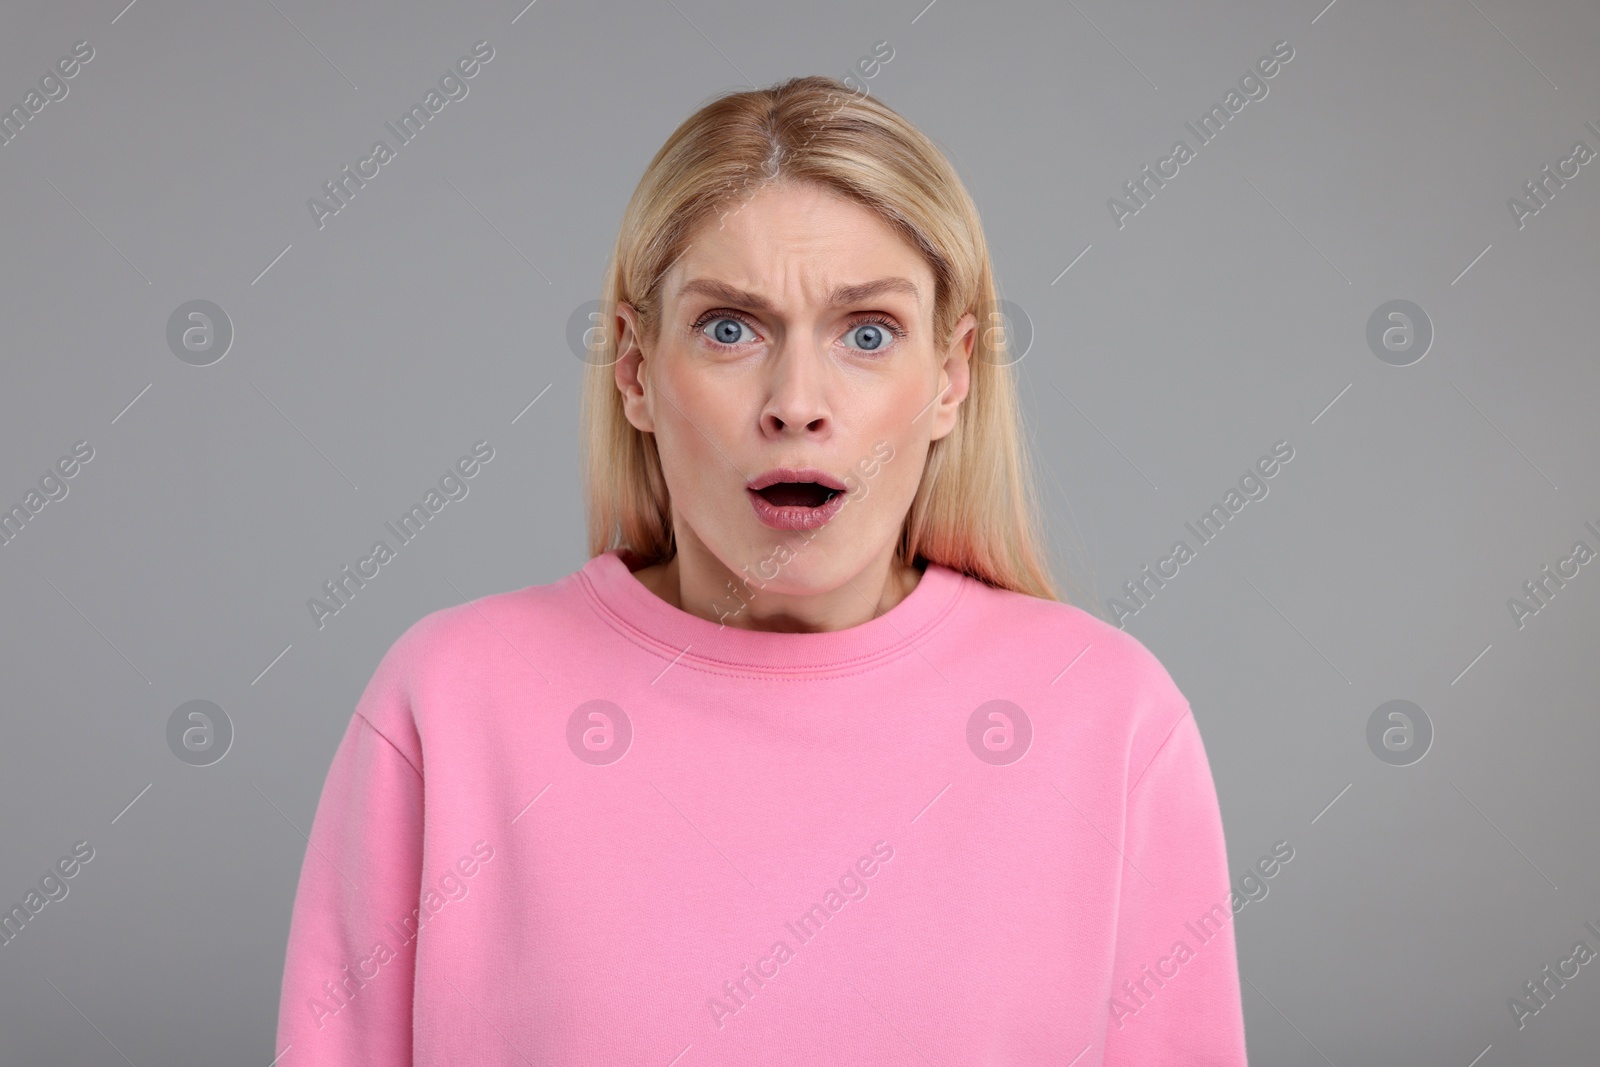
[753,482,842,508]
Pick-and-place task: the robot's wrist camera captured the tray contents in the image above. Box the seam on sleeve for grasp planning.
[1126,704,1192,798]
[355,709,424,780]
[350,613,429,781]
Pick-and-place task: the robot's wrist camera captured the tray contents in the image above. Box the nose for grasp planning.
[759,341,831,438]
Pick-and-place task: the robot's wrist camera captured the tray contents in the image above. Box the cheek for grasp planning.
[659,419,719,505]
[882,444,924,507]
[855,372,930,440]
[844,390,931,507]
[847,434,918,516]
[655,364,742,509]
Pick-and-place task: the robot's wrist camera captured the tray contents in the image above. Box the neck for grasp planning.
[635,540,922,633]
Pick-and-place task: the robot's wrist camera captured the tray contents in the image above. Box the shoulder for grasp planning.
[345,568,589,767]
[954,573,1185,697]
[949,572,1193,772]
[382,567,587,682]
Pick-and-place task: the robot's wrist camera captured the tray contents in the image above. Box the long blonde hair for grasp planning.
[581,74,1065,602]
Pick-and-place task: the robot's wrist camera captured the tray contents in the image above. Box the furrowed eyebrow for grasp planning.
[677,276,921,313]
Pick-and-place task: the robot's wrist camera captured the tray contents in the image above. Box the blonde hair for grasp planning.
[581,74,1066,602]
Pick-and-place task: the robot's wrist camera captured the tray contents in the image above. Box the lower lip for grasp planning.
[746,487,847,530]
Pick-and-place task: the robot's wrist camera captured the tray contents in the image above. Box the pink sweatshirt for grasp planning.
[274,549,1247,1065]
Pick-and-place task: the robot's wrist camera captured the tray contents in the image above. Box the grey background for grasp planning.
[1,0,1597,1062]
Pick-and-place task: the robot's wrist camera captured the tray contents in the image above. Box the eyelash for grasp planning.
[689,310,907,352]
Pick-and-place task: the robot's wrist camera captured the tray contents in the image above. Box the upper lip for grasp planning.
[746,467,847,492]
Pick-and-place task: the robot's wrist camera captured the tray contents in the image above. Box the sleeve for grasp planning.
[272,648,425,1066]
[1101,708,1248,1065]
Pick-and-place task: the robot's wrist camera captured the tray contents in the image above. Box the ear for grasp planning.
[929,311,976,442]
[613,301,655,434]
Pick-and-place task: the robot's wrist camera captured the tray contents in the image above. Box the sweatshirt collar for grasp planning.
[577,548,966,679]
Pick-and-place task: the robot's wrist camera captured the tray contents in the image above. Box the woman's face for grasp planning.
[614,180,975,602]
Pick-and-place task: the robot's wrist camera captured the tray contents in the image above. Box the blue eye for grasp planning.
[693,311,903,352]
[846,323,887,351]
[701,317,751,346]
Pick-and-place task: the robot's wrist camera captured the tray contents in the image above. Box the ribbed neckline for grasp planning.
[576,549,968,679]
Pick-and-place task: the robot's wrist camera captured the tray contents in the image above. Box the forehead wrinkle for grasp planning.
[676,276,922,314]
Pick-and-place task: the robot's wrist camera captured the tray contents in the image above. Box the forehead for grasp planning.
[664,181,931,310]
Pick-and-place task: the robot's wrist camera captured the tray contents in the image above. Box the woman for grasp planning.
[275,75,1247,1065]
